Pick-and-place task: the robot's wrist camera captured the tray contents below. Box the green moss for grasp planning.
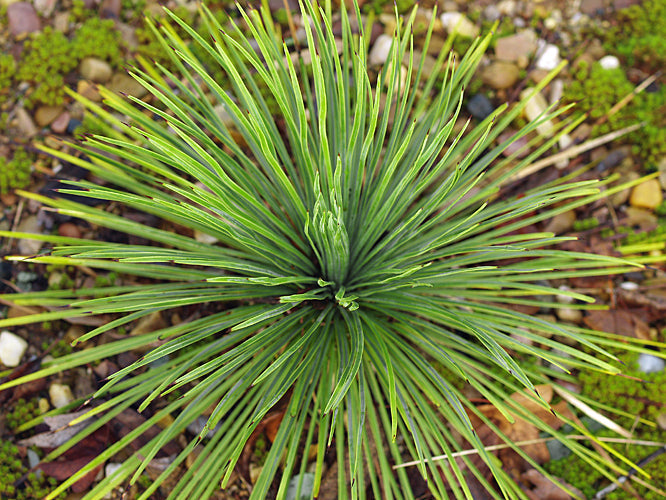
[544,350,666,498]
[564,61,666,167]
[69,0,90,22]
[71,18,124,67]
[17,28,76,107]
[0,54,16,103]
[5,398,41,431]
[603,0,666,71]
[0,441,66,500]
[0,147,32,194]
[572,216,599,232]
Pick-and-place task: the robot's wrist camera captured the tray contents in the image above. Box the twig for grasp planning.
[393,435,666,469]
[594,72,662,128]
[507,123,643,183]
[594,444,666,499]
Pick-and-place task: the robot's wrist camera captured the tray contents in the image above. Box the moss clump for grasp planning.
[71,18,124,67]
[572,216,599,232]
[17,28,76,107]
[5,398,41,431]
[544,350,666,498]
[564,61,666,167]
[0,147,32,194]
[0,54,16,103]
[603,0,666,72]
[0,441,65,500]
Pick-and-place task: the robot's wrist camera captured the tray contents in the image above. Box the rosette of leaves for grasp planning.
[0,1,661,499]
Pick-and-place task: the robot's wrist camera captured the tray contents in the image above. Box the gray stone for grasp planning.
[33,0,56,16]
[466,93,494,121]
[17,215,43,255]
[535,43,561,71]
[7,2,41,37]
[637,353,665,374]
[440,12,479,38]
[15,107,38,137]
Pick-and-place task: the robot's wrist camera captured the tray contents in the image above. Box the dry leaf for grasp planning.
[583,309,650,339]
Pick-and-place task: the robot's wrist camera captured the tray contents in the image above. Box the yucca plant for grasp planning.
[0,1,663,499]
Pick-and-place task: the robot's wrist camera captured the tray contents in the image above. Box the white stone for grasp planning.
[555,285,575,304]
[620,282,639,291]
[194,230,218,245]
[519,88,554,137]
[559,133,573,150]
[638,353,665,374]
[49,383,74,408]
[369,34,393,66]
[0,330,28,367]
[105,463,123,478]
[549,78,564,105]
[535,43,560,71]
[555,308,583,323]
[599,55,620,70]
[440,12,479,38]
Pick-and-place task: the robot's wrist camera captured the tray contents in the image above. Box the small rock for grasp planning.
[33,0,56,16]
[77,80,102,102]
[619,281,639,291]
[130,311,167,336]
[558,133,573,151]
[555,308,583,323]
[58,222,82,238]
[440,12,479,38]
[99,0,120,18]
[7,2,41,37]
[657,412,666,430]
[16,215,43,255]
[610,172,640,206]
[66,118,83,135]
[194,230,219,245]
[480,61,520,89]
[629,179,663,210]
[497,0,517,16]
[27,449,40,468]
[555,285,575,304]
[49,383,74,408]
[50,111,70,134]
[286,472,315,500]
[106,72,148,98]
[637,353,665,374]
[466,93,494,120]
[368,34,393,66]
[16,107,38,137]
[483,4,501,21]
[519,88,554,137]
[544,210,576,234]
[79,58,113,84]
[535,43,560,71]
[250,464,262,485]
[105,463,123,478]
[625,207,657,227]
[549,79,564,105]
[497,129,530,159]
[0,330,28,367]
[495,31,538,62]
[598,55,620,70]
[34,106,63,127]
[38,398,50,413]
[53,11,69,32]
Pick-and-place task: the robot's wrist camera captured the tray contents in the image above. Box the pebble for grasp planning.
[16,107,38,138]
[637,353,665,374]
[77,80,102,101]
[598,55,620,70]
[555,308,583,323]
[16,215,43,255]
[66,118,83,135]
[497,0,517,16]
[194,230,219,244]
[286,473,315,500]
[106,73,146,98]
[629,179,663,210]
[466,93,494,121]
[79,58,113,84]
[625,207,657,227]
[519,88,554,137]
[0,330,28,367]
[480,61,520,89]
[49,383,74,408]
[369,34,393,66]
[544,210,575,234]
[7,2,41,37]
[33,0,56,16]
[53,11,69,32]
[483,4,501,22]
[105,463,123,478]
[495,31,538,63]
[34,106,63,127]
[50,111,70,134]
[619,281,639,291]
[99,0,120,18]
[440,12,479,38]
[535,43,561,71]
[58,222,82,238]
[549,79,564,105]
[497,129,530,158]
